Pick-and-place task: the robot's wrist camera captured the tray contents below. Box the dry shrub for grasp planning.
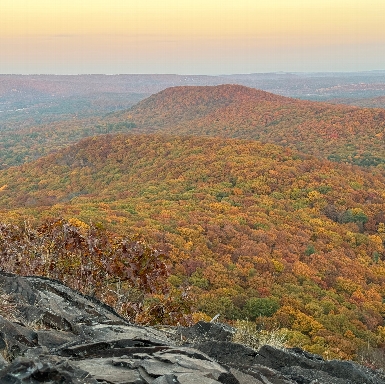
[0,219,194,326]
[233,320,287,351]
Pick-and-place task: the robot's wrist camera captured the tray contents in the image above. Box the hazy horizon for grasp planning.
[1,71,385,77]
[1,0,384,75]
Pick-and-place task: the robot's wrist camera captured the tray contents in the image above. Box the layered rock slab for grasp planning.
[0,272,235,383]
[0,272,384,384]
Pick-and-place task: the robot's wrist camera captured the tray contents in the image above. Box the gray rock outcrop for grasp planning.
[0,271,384,384]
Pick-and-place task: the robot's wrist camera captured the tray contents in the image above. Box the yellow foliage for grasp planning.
[98,203,111,210]
[68,218,89,235]
[273,305,298,328]
[209,202,230,213]
[192,312,212,323]
[185,241,193,250]
[308,190,322,200]
[336,277,360,295]
[293,261,315,279]
[292,311,324,336]
[350,290,365,304]
[366,288,382,303]
[309,218,326,227]
[351,207,365,216]
[272,259,284,273]
[368,235,383,252]
[377,326,385,343]
[344,330,355,339]
[345,231,357,246]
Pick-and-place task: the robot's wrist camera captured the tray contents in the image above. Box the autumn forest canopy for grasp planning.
[1,79,385,363]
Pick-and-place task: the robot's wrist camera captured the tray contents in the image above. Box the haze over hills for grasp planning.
[2,71,385,101]
[1,71,384,130]
[0,75,149,130]
[222,71,385,101]
[1,133,385,360]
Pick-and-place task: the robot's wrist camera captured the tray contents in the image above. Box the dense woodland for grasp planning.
[1,81,385,364]
[1,133,385,362]
[1,80,385,169]
[0,116,136,168]
[122,85,385,169]
[329,96,385,109]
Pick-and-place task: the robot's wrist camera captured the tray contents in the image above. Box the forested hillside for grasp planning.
[120,85,385,169]
[1,133,385,360]
[329,96,385,109]
[1,84,385,170]
[0,115,136,168]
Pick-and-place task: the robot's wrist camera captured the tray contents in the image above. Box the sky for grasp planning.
[1,0,384,75]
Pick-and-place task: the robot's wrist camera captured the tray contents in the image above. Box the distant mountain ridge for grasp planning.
[2,72,384,98]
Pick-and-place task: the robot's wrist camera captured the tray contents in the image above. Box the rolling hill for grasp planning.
[115,84,385,168]
[1,133,385,360]
[1,84,385,170]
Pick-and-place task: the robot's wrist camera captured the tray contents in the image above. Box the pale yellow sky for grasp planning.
[1,0,384,74]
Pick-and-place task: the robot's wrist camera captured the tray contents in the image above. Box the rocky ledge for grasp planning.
[0,271,384,384]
